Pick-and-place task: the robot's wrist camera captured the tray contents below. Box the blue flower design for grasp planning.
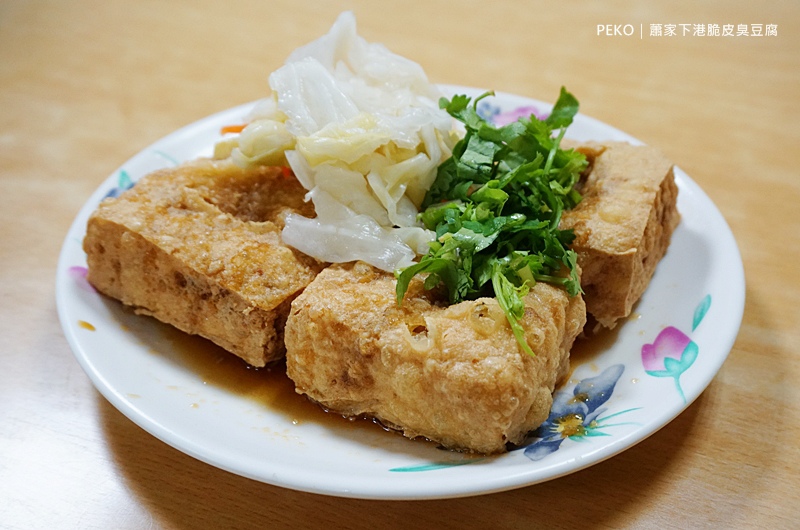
[103,169,135,199]
[477,100,501,123]
[522,364,639,461]
[390,365,636,471]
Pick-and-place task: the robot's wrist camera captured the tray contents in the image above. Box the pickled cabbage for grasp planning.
[216,12,457,271]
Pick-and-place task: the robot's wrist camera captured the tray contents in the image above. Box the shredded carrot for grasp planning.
[220,124,246,134]
[280,166,293,179]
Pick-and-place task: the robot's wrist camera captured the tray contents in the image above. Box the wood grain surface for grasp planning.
[1,1,798,528]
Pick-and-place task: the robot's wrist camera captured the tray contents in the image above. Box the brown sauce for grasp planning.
[152,315,623,449]
[563,317,623,384]
[78,320,96,331]
[156,324,390,436]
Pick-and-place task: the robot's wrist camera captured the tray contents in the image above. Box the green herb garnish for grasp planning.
[395,88,587,356]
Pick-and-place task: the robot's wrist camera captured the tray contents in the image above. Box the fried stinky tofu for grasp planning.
[83,158,324,366]
[560,141,679,328]
[284,262,586,454]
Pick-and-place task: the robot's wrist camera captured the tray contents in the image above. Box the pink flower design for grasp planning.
[641,326,698,403]
[68,266,95,293]
[641,326,691,372]
[494,106,549,127]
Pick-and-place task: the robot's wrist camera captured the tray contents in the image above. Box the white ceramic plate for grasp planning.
[56,87,745,500]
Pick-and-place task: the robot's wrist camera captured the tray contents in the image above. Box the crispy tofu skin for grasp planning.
[83,158,324,367]
[285,262,586,454]
[560,142,680,327]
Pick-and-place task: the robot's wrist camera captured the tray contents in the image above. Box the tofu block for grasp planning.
[560,142,680,327]
[83,159,324,366]
[284,262,586,454]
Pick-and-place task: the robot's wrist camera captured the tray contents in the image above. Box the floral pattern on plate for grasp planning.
[642,295,711,403]
[478,100,550,126]
[522,364,637,461]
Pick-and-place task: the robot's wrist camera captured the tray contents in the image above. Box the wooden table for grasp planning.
[2,1,798,527]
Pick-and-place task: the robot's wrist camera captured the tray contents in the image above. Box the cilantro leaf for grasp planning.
[492,262,534,357]
[397,88,587,356]
[545,86,580,129]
